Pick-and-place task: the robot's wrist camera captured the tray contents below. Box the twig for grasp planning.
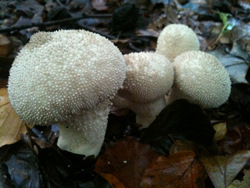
[56,0,64,6]
[0,13,112,33]
[78,24,116,40]
[209,32,223,46]
[31,127,49,142]
[129,42,142,52]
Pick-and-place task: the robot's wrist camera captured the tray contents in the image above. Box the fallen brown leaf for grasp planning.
[199,150,250,187]
[95,137,160,188]
[140,99,215,155]
[141,151,206,188]
[217,121,250,155]
[0,88,32,147]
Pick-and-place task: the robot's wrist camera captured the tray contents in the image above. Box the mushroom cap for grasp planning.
[118,52,174,103]
[156,24,200,62]
[8,30,126,125]
[171,51,231,108]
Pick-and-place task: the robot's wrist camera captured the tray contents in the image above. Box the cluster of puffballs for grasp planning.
[7,24,231,157]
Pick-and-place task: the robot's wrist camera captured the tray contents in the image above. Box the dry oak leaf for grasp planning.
[95,136,160,188]
[140,151,206,188]
[199,150,250,188]
[0,88,30,147]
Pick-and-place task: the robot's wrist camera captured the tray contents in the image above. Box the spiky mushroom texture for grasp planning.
[112,52,174,128]
[8,30,126,157]
[167,51,231,108]
[156,24,200,62]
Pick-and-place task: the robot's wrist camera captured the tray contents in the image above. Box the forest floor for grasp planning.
[0,0,250,187]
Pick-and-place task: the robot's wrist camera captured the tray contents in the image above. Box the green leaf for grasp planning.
[217,11,229,25]
[217,11,235,34]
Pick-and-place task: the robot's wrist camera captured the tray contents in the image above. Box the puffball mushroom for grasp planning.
[8,30,126,157]
[156,24,200,62]
[167,51,231,108]
[112,52,174,128]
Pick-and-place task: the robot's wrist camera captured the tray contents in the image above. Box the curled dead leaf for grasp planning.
[229,169,250,187]
[214,122,227,141]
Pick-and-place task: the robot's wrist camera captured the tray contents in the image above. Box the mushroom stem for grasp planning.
[57,100,111,157]
[167,84,187,104]
[112,96,167,129]
[135,97,167,128]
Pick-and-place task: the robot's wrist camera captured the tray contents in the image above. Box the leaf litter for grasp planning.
[1,0,250,187]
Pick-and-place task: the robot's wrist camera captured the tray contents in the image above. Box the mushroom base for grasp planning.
[57,100,111,157]
[167,84,203,106]
[167,84,188,104]
[135,97,167,129]
[112,95,167,129]
[167,83,230,108]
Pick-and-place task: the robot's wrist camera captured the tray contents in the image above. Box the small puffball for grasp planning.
[156,24,200,62]
[119,52,174,103]
[168,51,231,108]
[112,52,174,128]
